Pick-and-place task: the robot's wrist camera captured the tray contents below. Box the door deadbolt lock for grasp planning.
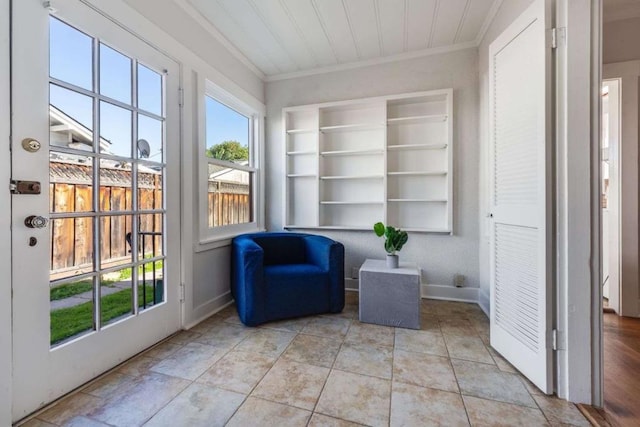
[24,215,48,229]
[22,138,41,153]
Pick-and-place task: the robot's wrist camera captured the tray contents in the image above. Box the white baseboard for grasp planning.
[185,292,233,329]
[420,284,479,303]
[345,278,359,290]
[478,289,490,316]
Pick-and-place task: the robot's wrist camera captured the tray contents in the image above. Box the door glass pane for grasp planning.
[99,159,132,212]
[139,261,164,310]
[100,43,132,105]
[205,96,250,163]
[50,276,96,345]
[50,217,94,280]
[100,216,133,270]
[138,214,163,259]
[137,114,163,162]
[50,84,94,150]
[100,268,134,327]
[50,17,93,90]
[50,153,94,213]
[100,101,132,158]
[137,64,162,115]
[138,166,163,210]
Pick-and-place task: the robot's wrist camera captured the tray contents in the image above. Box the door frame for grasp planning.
[0,0,12,424]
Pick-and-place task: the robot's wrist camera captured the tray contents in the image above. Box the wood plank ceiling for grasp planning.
[176,0,500,80]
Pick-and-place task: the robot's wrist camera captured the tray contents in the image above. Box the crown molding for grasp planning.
[265,41,477,82]
[172,0,266,81]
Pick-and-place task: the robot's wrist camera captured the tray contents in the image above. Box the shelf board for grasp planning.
[287,173,316,178]
[387,143,447,151]
[320,123,385,133]
[387,171,448,176]
[285,225,450,233]
[403,227,452,234]
[320,201,384,205]
[320,149,384,157]
[387,198,448,202]
[286,150,316,155]
[320,174,384,180]
[387,114,448,124]
[286,128,316,135]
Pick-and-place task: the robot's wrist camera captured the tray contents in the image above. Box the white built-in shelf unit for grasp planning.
[283,89,453,233]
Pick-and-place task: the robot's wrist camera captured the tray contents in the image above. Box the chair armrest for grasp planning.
[303,235,345,312]
[231,236,266,326]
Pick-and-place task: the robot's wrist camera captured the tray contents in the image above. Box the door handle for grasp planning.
[24,215,48,229]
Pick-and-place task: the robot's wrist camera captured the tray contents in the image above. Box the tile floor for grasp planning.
[21,295,590,427]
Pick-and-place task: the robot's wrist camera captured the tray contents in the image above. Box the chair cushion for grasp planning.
[264,264,330,319]
[253,236,306,265]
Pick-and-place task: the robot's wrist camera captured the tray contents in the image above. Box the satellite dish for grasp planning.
[137,139,151,159]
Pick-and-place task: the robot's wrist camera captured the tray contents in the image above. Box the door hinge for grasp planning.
[552,329,558,350]
[178,87,184,107]
[549,27,566,49]
[179,283,185,302]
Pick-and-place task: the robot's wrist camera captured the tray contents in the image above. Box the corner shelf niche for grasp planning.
[283,89,453,233]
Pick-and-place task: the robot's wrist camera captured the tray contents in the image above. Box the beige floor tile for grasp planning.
[235,329,296,358]
[334,303,359,319]
[88,373,189,426]
[281,333,341,368]
[395,328,447,356]
[469,318,490,335]
[19,418,60,427]
[144,383,246,427]
[532,395,591,427]
[116,356,156,377]
[479,331,491,346]
[487,347,519,373]
[344,321,394,347]
[197,350,275,394]
[452,359,536,408]
[334,342,393,379]
[439,317,479,337]
[259,316,311,333]
[463,395,548,427]
[167,330,202,345]
[226,397,311,427]
[252,359,330,410]
[189,316,221,334]
[434,301,478,317]
[444,334,495,364]
[519,375,544,396]
[83,372,138,400]
[390,381,469,427]
[316,370,391,427]
[308,413,365,427]
[144,341,184,360]
[65,416,112,426]
[345,292,359,305]
[150,342,229,380]
[419,314,442,332]
[38,393,104,426]
[302,316,352,339]
[193,322,254,348]
[393,350,459,393]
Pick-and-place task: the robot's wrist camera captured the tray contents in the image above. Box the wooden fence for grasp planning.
[49,162,251,281]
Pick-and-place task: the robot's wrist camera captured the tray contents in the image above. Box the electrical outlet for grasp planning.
[454,274,465,287]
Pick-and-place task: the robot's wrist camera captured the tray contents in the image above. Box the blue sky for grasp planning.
[49,17,247,161]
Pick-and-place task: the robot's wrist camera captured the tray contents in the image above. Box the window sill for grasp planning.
[195,226,265,252]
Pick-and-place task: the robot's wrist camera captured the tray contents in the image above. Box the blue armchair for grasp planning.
[231,232,345,326]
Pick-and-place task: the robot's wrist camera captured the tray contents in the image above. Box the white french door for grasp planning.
[488,0,553,394]
[11,0,181,420]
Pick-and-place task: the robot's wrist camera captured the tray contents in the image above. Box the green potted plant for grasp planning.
[373,222,408,268]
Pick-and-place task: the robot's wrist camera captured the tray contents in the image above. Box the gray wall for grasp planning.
[604,17,640,64]
[265,49,480,290]
[477,0,535,312]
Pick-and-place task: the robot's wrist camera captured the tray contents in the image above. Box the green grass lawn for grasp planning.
[50,279,117,301]
[50,284,157,345]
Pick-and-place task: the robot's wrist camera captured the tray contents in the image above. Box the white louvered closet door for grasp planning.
[489,0,553,394]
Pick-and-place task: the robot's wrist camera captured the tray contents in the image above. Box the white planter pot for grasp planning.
[386,254,399,269]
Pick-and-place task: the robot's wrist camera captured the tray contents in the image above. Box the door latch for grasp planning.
[10,180,41,195]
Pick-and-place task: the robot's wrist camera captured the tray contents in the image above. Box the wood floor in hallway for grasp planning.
[604,312,640,426]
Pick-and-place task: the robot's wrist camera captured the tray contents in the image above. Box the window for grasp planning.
[200,83,262,243]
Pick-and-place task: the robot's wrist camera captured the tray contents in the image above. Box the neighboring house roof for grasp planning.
[49,104,111,152]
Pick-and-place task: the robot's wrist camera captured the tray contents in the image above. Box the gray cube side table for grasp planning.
[359,259,421,329]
